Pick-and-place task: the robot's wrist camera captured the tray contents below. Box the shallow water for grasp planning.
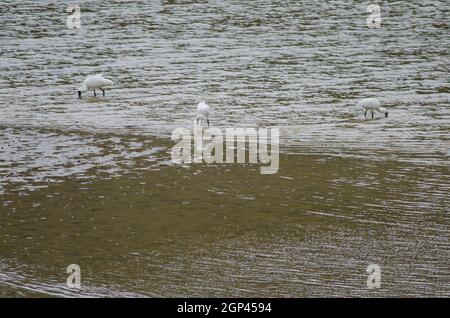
[0,1,449,297]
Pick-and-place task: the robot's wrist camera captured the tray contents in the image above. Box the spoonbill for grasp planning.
[357,98,388,118]
[78,74,114,98]
[196,101,211,127]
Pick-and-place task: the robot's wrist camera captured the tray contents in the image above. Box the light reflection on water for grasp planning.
[0,0,449,297]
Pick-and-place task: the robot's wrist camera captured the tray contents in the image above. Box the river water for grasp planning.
[0,0,449,297]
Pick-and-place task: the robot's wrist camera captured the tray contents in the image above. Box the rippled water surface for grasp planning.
[0,1,449,297]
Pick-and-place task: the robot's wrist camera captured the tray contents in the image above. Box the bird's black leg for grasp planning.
[371,110,374,118]
[93,90,97,97]
[207,118,210,127]
[100,88,105,96]
[364,110,367,117]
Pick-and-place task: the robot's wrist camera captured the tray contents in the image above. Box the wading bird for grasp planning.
[357,98,388,118]
[196,101,211,127]
[78,74,114,98]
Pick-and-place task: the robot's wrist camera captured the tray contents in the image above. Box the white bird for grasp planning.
[357,98,388,118]
[196,101,211,127]
[78,74,114,98]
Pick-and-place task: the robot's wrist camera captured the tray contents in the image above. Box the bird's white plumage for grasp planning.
[78,74,114,92]
[357,98,380,110]
[196,102,211,127]
[197,102,210,116]
[357,98,388,117]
